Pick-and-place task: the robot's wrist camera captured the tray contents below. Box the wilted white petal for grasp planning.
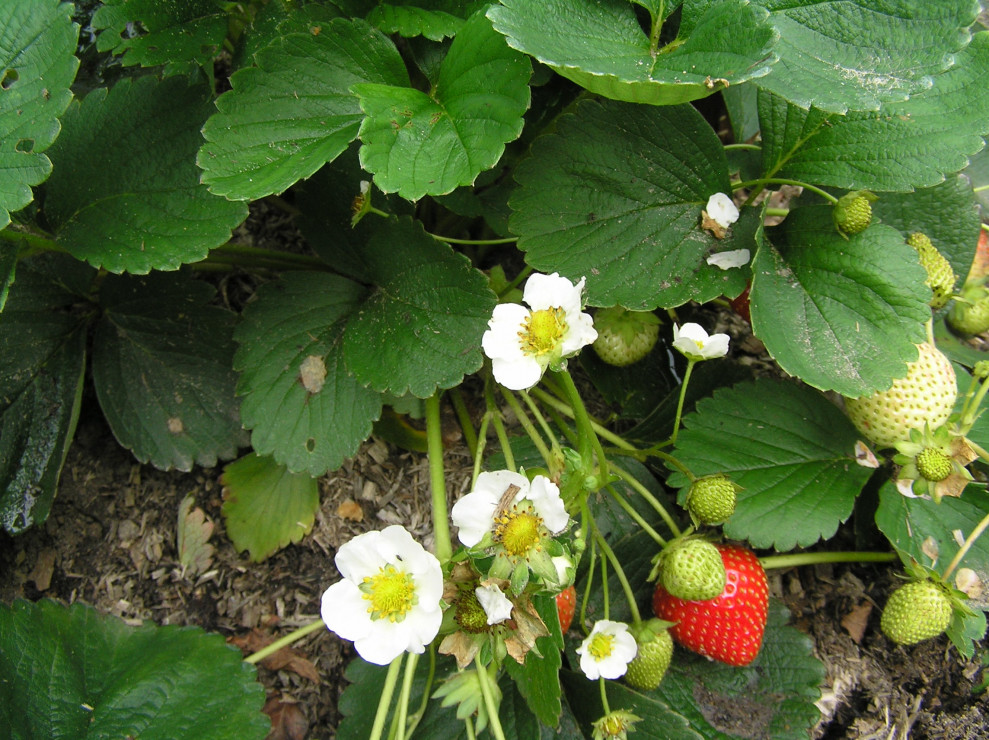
[527,475,569,534]
[706,249,750,270]
[706,193,739,229]
[475,583,514,625]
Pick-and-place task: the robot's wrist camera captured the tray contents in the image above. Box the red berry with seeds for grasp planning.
[556,585,576,633]
[652,544,768,667]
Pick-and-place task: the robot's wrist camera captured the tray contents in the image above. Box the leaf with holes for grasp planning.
[93,0,227,75]
[667,379,872,551]
[509,98,749,309]
[221,454,319,562]
[487,0,777,106]
[91,272,245,472]
[753,0,978,113]
[0,0,78,230]
[341,217,496,397]
[750,206,931,396]
[353,9,530,200]
[199,18,408,201]
[44,76,246,274]
[0,600,268,739]
[233,272,382,477]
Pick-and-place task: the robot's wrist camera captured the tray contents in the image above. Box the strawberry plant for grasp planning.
[2,0,989,738]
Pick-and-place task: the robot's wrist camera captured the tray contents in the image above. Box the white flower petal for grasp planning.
[491,355,545,390]
[576,620,637,680]
[523,272,584,313]
[321,580,372,642]
[482,304,530,361]
[475,583,514,625]
[706,249,751,270]
[559,311,598,356]
[672,322,730,361]
[452,470,530,546]
[705,193,739,229]
[527,475,569,534]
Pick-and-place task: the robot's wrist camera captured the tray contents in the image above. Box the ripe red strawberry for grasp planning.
[652,544,768,667]
[556,585,576,633]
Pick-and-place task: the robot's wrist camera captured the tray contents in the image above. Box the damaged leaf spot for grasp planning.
[299,355,327,394]
[167,417,184,434]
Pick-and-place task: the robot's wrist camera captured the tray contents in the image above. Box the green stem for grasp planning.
[645,447,695,482]
[973,184,989,193]
[486,381,516,471]
[724,143,761,152]
[733,178,839,205]
[371,656,405,740]
[552,370,609,475]
[579,533,597,636]
[530,387,636,451]
[599,677,612,715]
[404,649,435,738]
[0,227,63,257]
[600,537,611,619]
[389,652,419,740]
[608,464,682,539]
[765,207,789,218]
[475,660,507,740]
[759,551,897,570]
[209,242,326,269]
[449,386,478,458]
[943,510,989,580]
[471,410,492,487]
[670,359,698,445]
[591,521,641,625]
[499,387,554,469]
[648,0,665,55]
[520,390,562,457]
[425,394,453,563]
[428,233,518,246]
[604,484,666,547]
[502,264,534,296]
[244,619,326,664]
[981,222,989,233]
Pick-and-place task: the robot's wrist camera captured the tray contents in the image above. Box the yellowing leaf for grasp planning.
[177,495,214,577]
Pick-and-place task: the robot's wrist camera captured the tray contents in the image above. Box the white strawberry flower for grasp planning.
[482,272,597,390]
[451,470,570,587]
[577,620,638,680]
[705,193,739,229]
[475,582,514,625]
[320,525,444,665]
[672,323,730,361]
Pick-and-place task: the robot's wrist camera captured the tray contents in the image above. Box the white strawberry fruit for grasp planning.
[844,342,956,449]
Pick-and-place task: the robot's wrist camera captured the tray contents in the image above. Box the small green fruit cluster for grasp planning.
[686,474,738,525]
[832,190,876,236]
[907,232,956,310]
[624,621,674,691]
[880,579,953,645]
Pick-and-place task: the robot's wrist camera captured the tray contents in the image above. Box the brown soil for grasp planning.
[3,388,989,739]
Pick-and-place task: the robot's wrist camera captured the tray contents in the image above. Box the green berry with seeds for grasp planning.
[656,538,726,602]
[592,307,661,367]
[624,626,674,691]
[908,232,956,310]
[949,281,989,336]
[880,579,952,645]
[915,447,952,482]
[686,474,738,525]
[833,191,876,236]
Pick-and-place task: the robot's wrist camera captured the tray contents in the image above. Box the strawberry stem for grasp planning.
[371,655,404,740]
[389,652,419,740]
[448,387,478,459]
[759,551,897,570]
[486,379,516,471]
[733,177,840,205]
[604,483,667,547]
[242,618,326,665]
[498,386,555,470]
[425,394,453,563]
[475,657,508,740]
[609,463,682,539]
[591,518,642,625]
[529,385,636,452]
[943,509,989,581]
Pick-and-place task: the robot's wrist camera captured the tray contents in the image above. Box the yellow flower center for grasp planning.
[519,307,567,356]
[361,565,416,622]
[588,632,615,660]
[494,507,543,557]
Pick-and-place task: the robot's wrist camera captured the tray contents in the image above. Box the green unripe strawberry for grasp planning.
[844,342,956,449]
[624,628,674,691]
[833,191,875,236]
[686,474,738,525]
[657,538,726,601]
[592,307,661,367]
[915,447,952,482]
[949,281,989,336]
[908,232,956,310]
[880,579,952,645]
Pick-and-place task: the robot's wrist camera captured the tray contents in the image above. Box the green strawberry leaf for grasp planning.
[488,0,777,106]
[966,146,989,216]
[220,453,320,562]
[0,600,268,740]
[758,34,989,192]
[723,81,761,145]
[876,480,989,579]
[341,216,496,397]
[353,9,531,200]
[510,98,748,310]
[199,18,408,201]
[503,592,563,727]
[232,1,346,69]
[92,0,227,75]
[562,669,702,739]
[751,206,931,397]
[668,379,872,551]
[0,0,78,230]
[946,607,986,660]
[654,602,825,740]
[0,241,16,312]
[91,272,245,472]
[872,176,982,284]
[43,75,247,274]
[233,272,382,477]
[367,4,465,40]
[0,255,93,534]
[580,330,679,420]
[753,0,978,113]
